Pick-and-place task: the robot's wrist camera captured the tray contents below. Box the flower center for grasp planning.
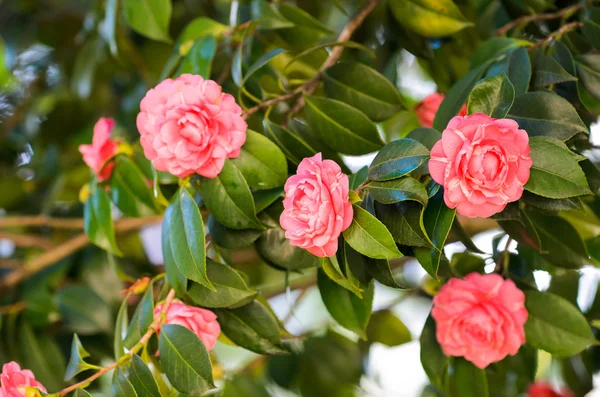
[481,151,501,180]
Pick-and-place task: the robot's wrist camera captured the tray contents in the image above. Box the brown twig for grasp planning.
[0,232,54,250]
[528,21,584,50]
[0,215,163,230]
[0,216,163,288]
[57,289,177,397]
[241,0,379,121]
[0,301,26,315]
[496,1,596,36]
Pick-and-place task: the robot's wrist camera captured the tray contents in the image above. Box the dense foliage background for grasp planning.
[3,0,600,396]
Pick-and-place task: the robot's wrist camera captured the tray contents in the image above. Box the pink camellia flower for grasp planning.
[136,74,247,178]
[432,273,528,369]
[428,113,532,218]
[280,153,353,257]
[414,93,467,128]
[154,301,220,350]
[0,362,46,397]
[527,382,573,397]
[78,117,118,182]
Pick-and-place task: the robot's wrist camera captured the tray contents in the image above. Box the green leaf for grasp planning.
[114,292,130,359]
[242,48,286,88]
[304,96,383,155]
[583,7,600,50]
[65,334,95,381]
[112,368,138,397]
[56,286,112,334]
[124,283,154,349]
[255,201,319,270]
[522,191,584,212]
[467,73,515,118]
[471,37,530,69]
[406,128,441,151]
[19,324,65,392]
[122,0,171,42]
[487,47,531,95]
[230,130,287,190]
[318,269,374,339]
[323,61,404,121]
[251,0,295,30]
[575,54,600,101]
[414,189,456,278]
[159,324,215,395]
[349,166,369,190]
[524,290,597,357]
[166,188,213,289]
[375,200,432,248]
[253,188,284,213]
[208,216,263,249]
[368,138,430,181]
[366,310,411,346]
[364,177,428,206]
[420,315,449,391]
[263,119,317,165]
[525,136,591,198]
[389,0,473,37]
[84,182,122,256]
[343,204,402,259]
[433,64,486,131]
[277,3,333,34]
[199,160,264,230]
[111,156,158,217]
[528,212,591,269]
[450,252,485,277]
[320,255,364,297]
[161,206,187,296]
[179,17,230,42]
[448,358,489,397]
[508,92,588,141]
[497,209,542,252]
[127,355,162,397]
[188,260,257,308]
[533,55,578,88]
[215,300,288,355]
[73,389,92,397]
[177,36,216,78]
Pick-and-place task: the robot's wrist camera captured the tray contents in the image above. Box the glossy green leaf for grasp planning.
[114,292,130,359]
[242,48,286,87]
[65,334,95,381]
[324,61,404,121]
[525,136,591,198]
[522,191,583,212]
[112,367,138,397]
[349,166,368,190]
[188,260,257,308]
[111,156,158,217]
[161,205,187,296]
[487,47,531,95]
[375,200,433,248]
[277,3,333,34]
[508,92,588,141]
[179,17,230,42]
[365,177,428,206]
[215,300,288,355]
[368,138,429,181]
[56,286,112,334]
[124,283,154,349]
[414,189,456,278]
[471,37,530,69]
[450,252,485,277]
[583,7,600,49]
[251,0,295,30]
[159,324,214,395]
[84,182,122,256]
[166,188,213,289]
[207,216,263,250]
[73,389,92,397]
[420,315,449,391]
[19,324,65,392]
[304,96,383,155]
[263,119,317,165]
[528,212,591,269]
[533,55,577,88]
[433,64,486,131]
[122,0,171,42]
[575,54,600,101]
[318,270,374,339]
[448,358,489,397]
[389,0,473,37]
[199,160,264,230]
[524,290,597,356]
[343,204,402,259]
[467,73,515,118]
[320,255,364,297]
[127,355,162,397]
[497,209,542,252]
[253,188,284,213]
[406,128,441,150]
[367,310,411,346]
[230,130,287,190]
[177,36,216,78]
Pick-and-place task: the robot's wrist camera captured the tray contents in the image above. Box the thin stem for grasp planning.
[0,215,163,230]
[57,289,177,397]
[0,232,54,250]
[241,0,379,121]
[528,21,584,50]
[496,1,596,36]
